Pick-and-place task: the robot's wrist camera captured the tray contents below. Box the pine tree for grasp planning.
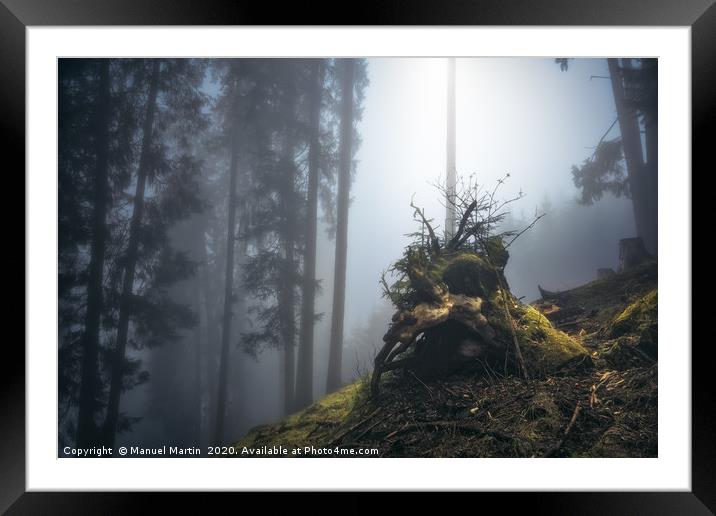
[326,59,356,394]
[295,59,325,410]
[75,59,111,448]
[214,61,242,445]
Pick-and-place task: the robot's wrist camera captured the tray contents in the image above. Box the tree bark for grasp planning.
[295,60,324,409]
[326,59,355,394]
[103,59,161,448]
[214,64,241,445]
[77,59,111,448]
[608,58,653,254]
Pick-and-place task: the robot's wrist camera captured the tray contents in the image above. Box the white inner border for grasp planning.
[27,27,691,491]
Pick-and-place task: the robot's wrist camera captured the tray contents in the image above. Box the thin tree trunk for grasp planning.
[103,59,161,448]
[295,60,324,410]
[226,224,248,431]
[197,220,216,448]
[644,120,657,254]
[445,57,457,241]
[214,65,241,445]
[192,218,208,449]
[281,233,296,414]
[608,58,652,254]
[278,124,298,413]
[326,59,355,394]
[642,58,658,256]
[77,59,111,448]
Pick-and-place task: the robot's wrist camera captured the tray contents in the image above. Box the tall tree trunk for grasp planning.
[642,58,658,256]
[295,60,324,410]
[445,57,457,241]
[192,331,202,445]
[278,123,298,413]
[644,119,657,254]
[192,217,209,449]
[326,59,355,394]
[226,225,248,431]
[214,66,241,445]
[197,220,216,448]
[608,58,653,254]
[280,233,296,414]
[103,59,161,448]
[77,59,111,448]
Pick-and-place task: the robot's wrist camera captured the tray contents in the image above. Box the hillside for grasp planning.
[235,261,657,458]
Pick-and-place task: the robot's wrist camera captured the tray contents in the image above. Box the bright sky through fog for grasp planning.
[344,57,619,329]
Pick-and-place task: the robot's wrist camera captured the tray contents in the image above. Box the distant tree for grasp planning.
[557,58,657,255]
[74,59,111,449]
[102,59,161,447]
[295,60,325,410]
[214,61,242,445]
[102,58,207,448]
[325,59,371,394]
[240,59,308,414]
[59,58,206,450]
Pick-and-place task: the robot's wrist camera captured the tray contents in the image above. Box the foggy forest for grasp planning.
[58,57,658,458]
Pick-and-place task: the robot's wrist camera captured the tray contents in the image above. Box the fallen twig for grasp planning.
[409,371,434,401]
[544,401,583,457]
[328,407,382,446]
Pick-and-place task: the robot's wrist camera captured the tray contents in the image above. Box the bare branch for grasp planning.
[447,200,477,250]
[410,196,440,255]
[505,213,546,249]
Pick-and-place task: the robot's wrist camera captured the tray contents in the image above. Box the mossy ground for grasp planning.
[499,302,589,376]
[235,380,371,451]
[233,262,657,458]
[610,289,657,342]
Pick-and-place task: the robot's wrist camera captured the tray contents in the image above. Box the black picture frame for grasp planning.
[4,0,708,512]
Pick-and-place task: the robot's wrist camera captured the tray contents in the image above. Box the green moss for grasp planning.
[514,305,588,375]
[439,252,498,297]
[610,289,657,337]
[234,379,369,451]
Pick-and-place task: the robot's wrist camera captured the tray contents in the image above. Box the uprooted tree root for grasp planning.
[370,247,589,398]
[235,261,657,458]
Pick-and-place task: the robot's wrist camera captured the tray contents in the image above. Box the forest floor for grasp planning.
[235,261,657,458]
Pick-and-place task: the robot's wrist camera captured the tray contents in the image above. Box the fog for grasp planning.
[58,57,640,453]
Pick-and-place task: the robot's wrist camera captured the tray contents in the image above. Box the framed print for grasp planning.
[5,0,710,512]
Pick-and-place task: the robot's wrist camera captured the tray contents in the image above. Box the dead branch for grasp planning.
[328,407,382,446]
[505,213,546,249]
[382,419,516,442]
[379,269,402,306]
[409,371,434,401]
[447,199,477,250]
[410,198,440,255]
[544,401,582,457]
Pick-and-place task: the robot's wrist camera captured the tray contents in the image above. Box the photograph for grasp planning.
[57,56,659,459]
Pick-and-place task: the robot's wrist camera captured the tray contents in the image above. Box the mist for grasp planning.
[58,57,647,454]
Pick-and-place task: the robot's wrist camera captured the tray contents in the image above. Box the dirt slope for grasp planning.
[235,261,657,458]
